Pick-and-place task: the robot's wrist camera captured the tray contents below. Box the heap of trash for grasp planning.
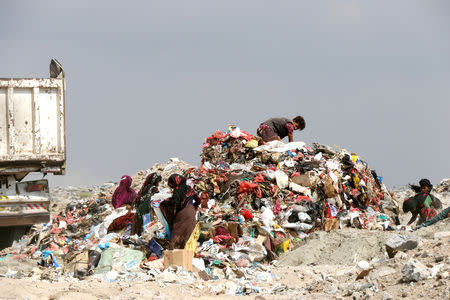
[0,126,402,295]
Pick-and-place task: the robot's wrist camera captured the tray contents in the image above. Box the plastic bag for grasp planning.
[232,237,267,262]
[151,199,171,239]
[245,139,258,149]
[275,170,289,189]
[230,127,242,138]
[289,182,312,197]
[260,207,275,228]
[64,251,89,275]
[184,222,202,255]
[95,247,145,274]
[297,212,312,223]
[92,207,128,239]
[282,222,312,231]
[88,250,101,271]
[148,239,164,258]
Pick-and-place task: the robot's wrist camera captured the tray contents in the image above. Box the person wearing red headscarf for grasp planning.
[111,175,136,209]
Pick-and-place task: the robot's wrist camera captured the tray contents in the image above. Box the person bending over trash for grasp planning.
[131,173,162,235]
[403,179,442,227]
[160,174,200,249]
[416,206,450,229]
[256,116,305,143]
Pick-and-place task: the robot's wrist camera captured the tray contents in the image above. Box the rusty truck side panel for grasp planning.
[0,77,66,174]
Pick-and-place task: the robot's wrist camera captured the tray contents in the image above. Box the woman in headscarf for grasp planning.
[160,174,200,249]
[131,173,162,235]
[403,178,442,226]
[111,175,136,209]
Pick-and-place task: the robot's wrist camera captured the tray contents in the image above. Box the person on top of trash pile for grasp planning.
[131,172,162,235]
[256,116,305,143]
[403,179,442,227]
[159,174,200,249]
[416,205,450,230]
[111,175,136,209]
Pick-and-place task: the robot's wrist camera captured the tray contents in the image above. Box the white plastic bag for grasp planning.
[275,170,289,189]
[230,127,242,138]
[297,212,312,223]
[92,207,128,239]
[282,222,312,231]
[260,207,275,228]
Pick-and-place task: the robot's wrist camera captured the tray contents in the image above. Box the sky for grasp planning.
[1,1,449,188]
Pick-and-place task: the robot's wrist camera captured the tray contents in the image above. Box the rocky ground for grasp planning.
[0,178,449,300]
[0,220,448,300]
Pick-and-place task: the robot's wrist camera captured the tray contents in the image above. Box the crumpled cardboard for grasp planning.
[163,249,193,272]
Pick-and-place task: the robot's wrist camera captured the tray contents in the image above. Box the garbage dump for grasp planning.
[0,126,405,295]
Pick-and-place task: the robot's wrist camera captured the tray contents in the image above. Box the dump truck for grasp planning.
[0,60,66,248]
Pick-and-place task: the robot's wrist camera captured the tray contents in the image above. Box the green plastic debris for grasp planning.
[95,247,145,274]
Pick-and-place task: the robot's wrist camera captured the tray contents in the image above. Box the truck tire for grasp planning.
[0,226,30,250]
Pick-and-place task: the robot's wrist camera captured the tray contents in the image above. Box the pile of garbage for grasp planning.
[0,126,401,294]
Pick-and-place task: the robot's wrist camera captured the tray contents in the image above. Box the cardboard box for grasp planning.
[163,249,193,271]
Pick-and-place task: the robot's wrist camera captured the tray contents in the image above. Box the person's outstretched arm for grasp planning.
[407,211,418,225]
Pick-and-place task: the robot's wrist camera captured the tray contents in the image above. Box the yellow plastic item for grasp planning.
[245,139,258,148]
[184,222,202,256]
[353,172,360,187]
[351,153,358,163]
[279,239,290,252]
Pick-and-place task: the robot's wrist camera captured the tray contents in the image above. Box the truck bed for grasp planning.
[0,76,66,174]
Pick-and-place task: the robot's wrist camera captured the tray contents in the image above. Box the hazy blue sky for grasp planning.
[1,1,449,187]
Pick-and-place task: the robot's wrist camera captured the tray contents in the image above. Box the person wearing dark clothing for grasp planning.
[416,206,450,229]
[403,179,442,226]
[257,116,305,143]
[159,174,200,249]
[131,173,162,235]
[108,211,135,232]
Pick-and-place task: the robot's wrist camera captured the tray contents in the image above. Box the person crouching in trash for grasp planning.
[403,179,442,227]
[256,116,306,143]
[159,174,200,249]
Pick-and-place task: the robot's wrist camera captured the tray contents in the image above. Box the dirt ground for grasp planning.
[1,218,448,300]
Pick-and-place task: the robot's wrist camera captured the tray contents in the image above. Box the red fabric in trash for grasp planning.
[241,209,254,220]
[213,226,235,244]
[237,181,262,198]
[107,211,135,232]
[215,226,229,236]
[295,195,312,204]
[65,210,75,225]
[253,174,266,183]
[147,256,158,262]
[200,192,209,209]
[273,199,282,215]
[213,234,234,244]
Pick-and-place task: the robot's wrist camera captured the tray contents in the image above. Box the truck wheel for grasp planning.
[0,226,31,250]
